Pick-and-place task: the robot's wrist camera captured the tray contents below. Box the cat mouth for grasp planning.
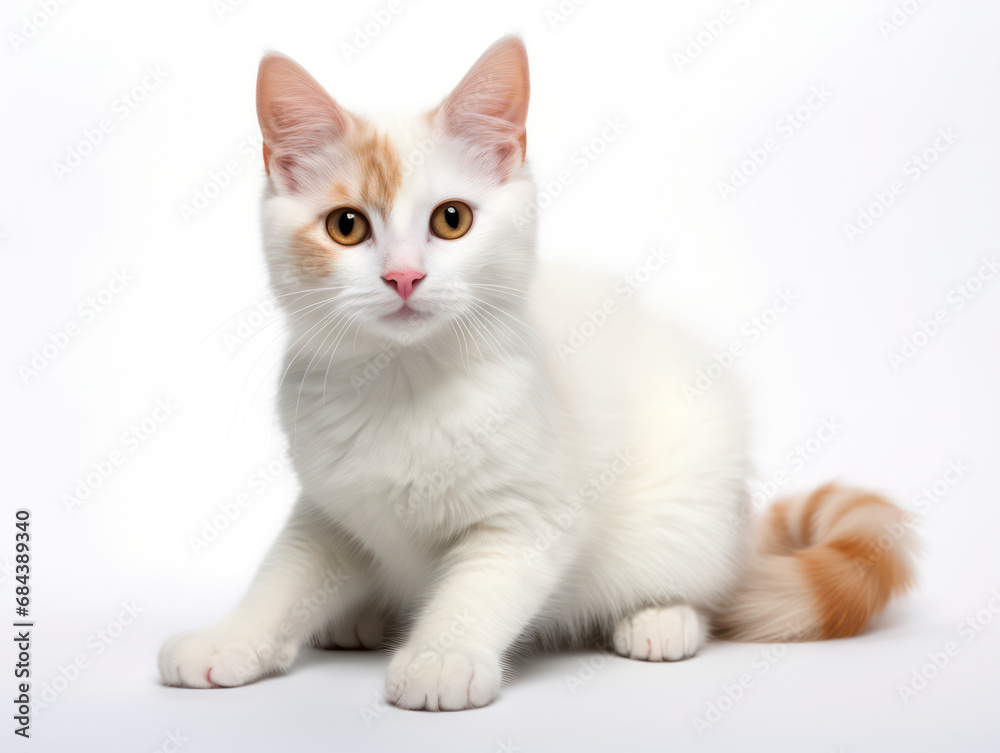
[381,305,430,323]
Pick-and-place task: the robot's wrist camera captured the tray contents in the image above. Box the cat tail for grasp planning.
[715,483,919,642]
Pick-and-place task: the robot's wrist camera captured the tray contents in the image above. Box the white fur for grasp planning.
[159,50,754,710]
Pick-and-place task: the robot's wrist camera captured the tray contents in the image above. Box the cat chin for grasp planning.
[367,310,444,345]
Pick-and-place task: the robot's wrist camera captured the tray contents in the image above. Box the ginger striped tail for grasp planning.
[717,483,919,642]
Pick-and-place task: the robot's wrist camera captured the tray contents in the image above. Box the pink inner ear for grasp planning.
[256,53,351,189]
[435,36,530,176]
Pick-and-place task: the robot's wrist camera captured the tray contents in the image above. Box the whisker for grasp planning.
[290,305,360,442]
[464,296,543,368]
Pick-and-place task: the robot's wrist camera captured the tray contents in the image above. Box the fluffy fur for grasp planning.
[158,37,917,710]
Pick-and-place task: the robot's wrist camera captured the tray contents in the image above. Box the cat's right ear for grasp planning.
[256,53,350,192]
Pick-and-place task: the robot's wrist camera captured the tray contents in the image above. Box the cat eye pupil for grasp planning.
[339,212,355,236]
[444,206,459,229]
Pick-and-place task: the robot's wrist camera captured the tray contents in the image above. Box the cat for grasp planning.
[158,36,917,710]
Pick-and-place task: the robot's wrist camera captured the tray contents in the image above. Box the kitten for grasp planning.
[158,36,917,710]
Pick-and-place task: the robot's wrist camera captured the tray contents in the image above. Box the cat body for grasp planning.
[278,259,749,632]
[159,37,916,710]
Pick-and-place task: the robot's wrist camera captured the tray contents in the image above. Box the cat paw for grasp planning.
[385,646,501,711]
[158,624,298,688]
[613,604,705,662]
[318,613,385,650]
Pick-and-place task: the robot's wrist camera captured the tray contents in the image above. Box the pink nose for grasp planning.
[382,270,425,301]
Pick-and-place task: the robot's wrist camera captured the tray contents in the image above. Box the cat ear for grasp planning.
[256,52,350,191]
[435,36,530,179]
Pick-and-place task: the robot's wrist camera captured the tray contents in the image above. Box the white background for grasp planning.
[2,0,999,750]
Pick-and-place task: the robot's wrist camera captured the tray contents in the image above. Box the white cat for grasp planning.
[158,36,917,710]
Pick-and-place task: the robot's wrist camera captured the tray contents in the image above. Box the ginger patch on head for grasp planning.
[350,121,402,219]
[287,120,402,278]
[321,118,402,219]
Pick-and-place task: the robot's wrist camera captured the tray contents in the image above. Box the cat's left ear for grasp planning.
[434,36,530,180]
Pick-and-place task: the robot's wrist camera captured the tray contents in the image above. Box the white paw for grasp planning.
[319,612,385,650]
[613,604,705,662]
[385,646,501,711]
[158,623,299,688]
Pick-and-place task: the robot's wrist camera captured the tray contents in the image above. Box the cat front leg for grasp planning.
[386,517,561,710]
[612,604,707,661]
[158,499,371,688]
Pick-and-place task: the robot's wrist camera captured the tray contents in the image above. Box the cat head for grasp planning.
[256,36,536,351]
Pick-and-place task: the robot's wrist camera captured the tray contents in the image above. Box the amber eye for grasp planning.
[430,200,473,240]
[326,207,370,246]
